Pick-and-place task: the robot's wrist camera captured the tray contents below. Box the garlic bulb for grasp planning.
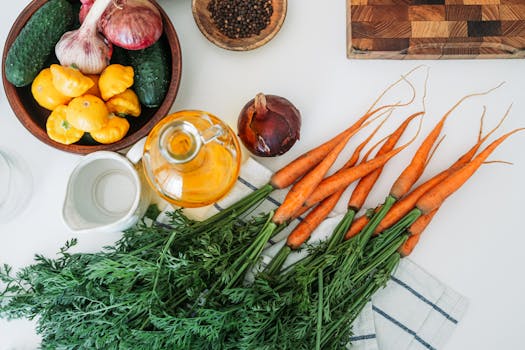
[55,0,113,74]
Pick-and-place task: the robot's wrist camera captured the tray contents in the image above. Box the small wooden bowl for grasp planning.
[192,0,287,51]
[2,0,182,154]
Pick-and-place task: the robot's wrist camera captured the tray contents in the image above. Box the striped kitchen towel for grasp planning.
[158,158,469,349]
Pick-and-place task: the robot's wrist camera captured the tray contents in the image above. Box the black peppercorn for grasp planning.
[208,0,273,39]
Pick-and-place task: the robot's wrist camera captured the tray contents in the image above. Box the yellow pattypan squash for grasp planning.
[90,114,130,144]
[106,89,141,117]
[99,64,134,101]
[46,105,84,145]
[31,68,72,110]
[85,74,101,98]
[66,94,109,132]
[50,64,94,98]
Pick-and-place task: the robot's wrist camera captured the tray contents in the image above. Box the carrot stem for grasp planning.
[223,214,278,289]
[325,209,356,252]
[316,268,324,350]
[324,195,397,304]
[193,184,274,233]
[265,245,292,276]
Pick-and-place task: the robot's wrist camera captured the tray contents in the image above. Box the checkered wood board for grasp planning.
[346,0,525,58]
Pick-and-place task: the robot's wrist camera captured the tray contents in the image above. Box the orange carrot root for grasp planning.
[290,112,392,219]
[408,208,438,236]
[399,209,438,257]
[286,192,341,250]
[272,120,367,224]
[271,131,349,189]
[345,122,495,241]
[398,234,420,257]
[348,112,422,210]
[345,214,368,240]
[304,114,423,208]
[374,123,501,234]
[344,109,393,169]
[416,128,524,214]
[389,83,504,199]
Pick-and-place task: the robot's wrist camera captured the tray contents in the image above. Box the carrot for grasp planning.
[398,128,522,256]
[389,84,503,199]
[271,121,368,225]
[271,105,391,189]
[270,71,418,190]
[398,209,438,257]
[266,112,398,275]
[344,215,368,239]
[287,194,341,250]
[348,112,422,210]
[345,105,510,239]
[290,114,391,220]
[265,192,343,275]
[304,113,423,208]
[323,112,422,250]
[416,128,524,214]
[346,155,460,240]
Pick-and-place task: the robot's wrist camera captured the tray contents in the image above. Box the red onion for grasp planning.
[237,93,301,157]
[79,0,162,50]
[82,0,163,50]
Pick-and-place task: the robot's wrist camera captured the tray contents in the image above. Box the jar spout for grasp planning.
[159,121,202,164]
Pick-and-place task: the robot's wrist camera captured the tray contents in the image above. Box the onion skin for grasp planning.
[238,93,301,157]
[99,0,163,50]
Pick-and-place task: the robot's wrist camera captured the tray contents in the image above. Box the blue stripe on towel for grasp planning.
[238,176,282,208]
[350,333,376,341]
[390,276,458,324]
[237,176,259,191]
[373,305,436,350]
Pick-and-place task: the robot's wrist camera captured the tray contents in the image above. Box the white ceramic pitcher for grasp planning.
[62,140,150,234]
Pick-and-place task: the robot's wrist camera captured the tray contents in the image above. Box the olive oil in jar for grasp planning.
[142,110,241,207]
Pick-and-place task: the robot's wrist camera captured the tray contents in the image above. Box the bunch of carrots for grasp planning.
[181,67,523,348]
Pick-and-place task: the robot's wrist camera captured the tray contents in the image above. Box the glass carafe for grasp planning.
[142,110,241,208]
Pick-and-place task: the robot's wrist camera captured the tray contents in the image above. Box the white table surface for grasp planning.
[1,1,525,349]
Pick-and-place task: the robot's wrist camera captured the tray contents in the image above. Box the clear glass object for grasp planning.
[0,149,33,223]
[142,110,241,208]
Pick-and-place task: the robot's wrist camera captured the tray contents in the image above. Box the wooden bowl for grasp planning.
[2,0,182,154]
[192,0,287,51]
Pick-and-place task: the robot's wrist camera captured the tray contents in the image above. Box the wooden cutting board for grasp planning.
[346,0,525,58]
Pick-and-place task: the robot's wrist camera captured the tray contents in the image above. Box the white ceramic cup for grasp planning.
[62,143,149,234]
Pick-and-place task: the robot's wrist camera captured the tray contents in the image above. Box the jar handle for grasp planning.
[126,137,147,164]
[200,124,224,144]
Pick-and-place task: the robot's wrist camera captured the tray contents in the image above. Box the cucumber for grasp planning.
[5,0,73,87]
[126,39,171,108]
